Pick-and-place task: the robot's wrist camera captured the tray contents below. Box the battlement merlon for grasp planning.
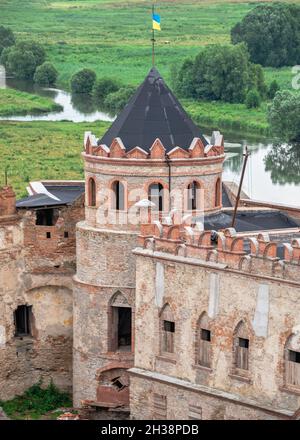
[134,221,300,284]
[82,132,225,163]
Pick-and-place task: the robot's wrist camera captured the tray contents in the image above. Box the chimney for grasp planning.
[0,186,16,217]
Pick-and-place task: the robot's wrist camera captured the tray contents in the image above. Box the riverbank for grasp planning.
[185,100,269,137]
[0,89,62,116]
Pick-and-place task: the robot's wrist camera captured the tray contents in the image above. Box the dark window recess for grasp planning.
[112,181,125,210]
[14,305,32,336]
[64,231,69,238]
[289,350,300,363]
[239,338,249,349]
[201,329,211,342]
[118,307,132,349]
[46,232,51,239]
[163,320,175,333]
[149,183,164,212]
[36,209,57,226]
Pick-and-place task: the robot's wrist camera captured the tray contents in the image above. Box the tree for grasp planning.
[5,47,37,79]
[174,44,266,104]
[245,89,261,108]
[268,80,280,100]
[70,69,96,94]
[0,26,15,56]
[1,40,46,80]
[34,62,58,86]
[231,3,300,67]
[104,86,136,114]
[268,91,300,142]
[93,78,120,102]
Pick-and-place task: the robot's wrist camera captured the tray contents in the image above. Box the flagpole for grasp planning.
[152,4,155,67]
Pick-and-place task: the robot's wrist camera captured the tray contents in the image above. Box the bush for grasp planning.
[104,86,136,114]
[0,26,15,56]
[34,62,58,86]
[0,380,72,419]
[1,41,45,80]
[70,69,96,94]
[93,78,120,102]
[268,90,300,142]
[231,3,300,67]
[268,80,280,100]
[245,89,261,108]
[174,44,266,104]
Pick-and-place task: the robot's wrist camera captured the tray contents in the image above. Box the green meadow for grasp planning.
[0,0,299,195]
[0,89,62,116]
[0,121,109,198]
[1,0,298,89]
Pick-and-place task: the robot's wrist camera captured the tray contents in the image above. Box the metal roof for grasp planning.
[16,183,85,209]
[98,67,208,152]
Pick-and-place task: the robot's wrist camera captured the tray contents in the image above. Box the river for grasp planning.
[0,69,299,207]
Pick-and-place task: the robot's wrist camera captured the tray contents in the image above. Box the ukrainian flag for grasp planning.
[152,13,161,31]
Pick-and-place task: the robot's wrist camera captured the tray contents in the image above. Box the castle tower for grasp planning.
[73,68,225,409]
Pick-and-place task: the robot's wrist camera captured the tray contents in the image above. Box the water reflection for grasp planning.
[0,76,114,122]
[264,143,300,185]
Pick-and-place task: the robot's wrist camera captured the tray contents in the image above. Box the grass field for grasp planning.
[1,0,298,89]
[0,88,62,116]
[0,120,109,197]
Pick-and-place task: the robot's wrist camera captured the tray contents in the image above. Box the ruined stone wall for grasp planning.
[73,223,137,407]
[0,194,84,400]
[130,226,300,419]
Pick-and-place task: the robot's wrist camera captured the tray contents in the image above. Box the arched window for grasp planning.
[187,181,201,210]
[215,178,221,207]
[284,334,300,388]
[196,312,211,368]
[112,181,125,210]
[233,321,249,371]
[88,177,96,207]
[109,291,132,352]
[160,304,175,354]
[148,183,164,212]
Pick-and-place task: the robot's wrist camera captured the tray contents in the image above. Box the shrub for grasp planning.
[245,89,261,108]
[34,62,58,86]
[0,26,15,56]
[93,78,120,102]
[0,380,72,419]
[70,69,96,94]
[231,3,300,67]
[268,90,300,142]
[268,80,280,100]
[104,86,136,114]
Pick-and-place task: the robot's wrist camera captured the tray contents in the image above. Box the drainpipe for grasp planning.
[165,153,171,211]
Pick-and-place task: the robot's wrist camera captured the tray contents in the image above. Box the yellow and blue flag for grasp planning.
[152,13,161,31]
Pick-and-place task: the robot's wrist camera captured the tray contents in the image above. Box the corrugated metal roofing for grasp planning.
[16,184,84,209]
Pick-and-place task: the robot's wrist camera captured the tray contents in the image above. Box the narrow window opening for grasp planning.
[64,231,69,238]
[162,319,175,353]
[188,181,200,210]
[117,307,131,350]
[46,232,51,238]
[88,178,96,207]
[112,181,125,210]
[14,305,32,337]
[239,337,249,349]
[149,183,164,212]
[289,350,300,363]
[201,328,211,342]
[163,320,175,333]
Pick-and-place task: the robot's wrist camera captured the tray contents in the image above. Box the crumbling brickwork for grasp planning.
[0,186,84,400]
[129,222,300,419]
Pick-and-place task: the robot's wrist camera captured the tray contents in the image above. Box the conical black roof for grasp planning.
[98,67,208,153]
